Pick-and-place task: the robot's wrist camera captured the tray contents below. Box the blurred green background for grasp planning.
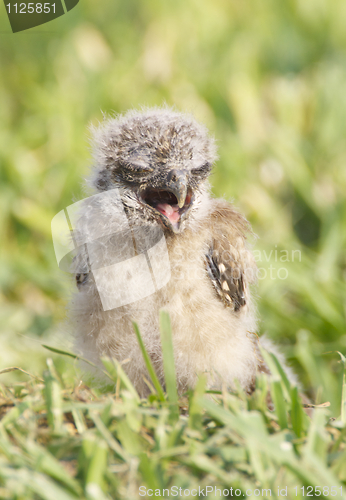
[1,0,345,414]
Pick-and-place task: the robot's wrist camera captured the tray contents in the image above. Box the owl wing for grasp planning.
[206,238,247,311]
[205,201,256,312]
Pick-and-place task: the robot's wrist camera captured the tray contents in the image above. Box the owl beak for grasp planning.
[141,169,193,233]
[165,170,188,209]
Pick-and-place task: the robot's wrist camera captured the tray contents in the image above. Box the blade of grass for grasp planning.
[188,374,207,431]
[88,411,129,462]
[1,467,80,500]
[0,401,31,427]
[0,367,43,382]
[115,419,144,456]
[71,408,87,434]
[79,433,109,500]
[336,351,346,423]
[42,345,82,360]
[159,310,178,421]
[101,357,140,403]
[132,321,165,402]
[85,440,108,493]
[290,385,303,438]
[306,408,329,460]
[271,378,288,429]
[43,359,63,435]
[23,439,83,497]
[259,346,291,400]
[42,344,114,383]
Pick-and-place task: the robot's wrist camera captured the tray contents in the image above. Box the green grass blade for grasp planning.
[101,357,140,403]
[188,374,207,431]
[271,379,288,429]
[336,351,346,423]
[259,346,291,400]
[306,409,329,460]
[0,366,43,382]
[85,440,108,493]
[132,321,165,402]
[159,310,179,420]
[290,385,303,438]
[0,401,31,427]
[42,344,116,383]
[88,411,129,462]
[79,433,109,500]
[42,344,81,360]
[43,359,63,435]
[0,468,80,500]
[25,440,83,496]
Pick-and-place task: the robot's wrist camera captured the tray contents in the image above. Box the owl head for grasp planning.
[89,107,218,234]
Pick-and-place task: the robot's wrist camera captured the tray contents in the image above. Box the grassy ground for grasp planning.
[1,0,346,497]
[0,313,345,499]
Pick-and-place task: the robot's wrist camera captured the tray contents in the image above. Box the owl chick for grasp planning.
[69,107,279,397]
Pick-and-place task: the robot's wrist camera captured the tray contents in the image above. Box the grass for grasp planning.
[0,311,345,499]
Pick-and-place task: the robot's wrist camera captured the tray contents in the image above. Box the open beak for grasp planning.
[141,170,193,232]
[166,170,188,208]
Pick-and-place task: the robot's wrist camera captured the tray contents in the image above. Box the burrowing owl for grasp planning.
[69,107,285,397]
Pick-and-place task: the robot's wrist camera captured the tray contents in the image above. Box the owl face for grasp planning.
[90,108,217,233]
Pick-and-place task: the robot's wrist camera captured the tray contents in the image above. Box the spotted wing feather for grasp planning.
[206,238,247,312]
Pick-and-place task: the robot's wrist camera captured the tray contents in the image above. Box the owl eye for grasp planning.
[120,159,153,174]
[191,162,212,176]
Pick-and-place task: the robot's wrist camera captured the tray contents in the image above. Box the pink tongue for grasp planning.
[156,203,180,224]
